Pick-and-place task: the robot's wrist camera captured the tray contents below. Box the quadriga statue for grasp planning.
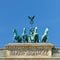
[13,16,49,43]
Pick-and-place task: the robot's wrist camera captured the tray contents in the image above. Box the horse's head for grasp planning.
[34,27,38,33]
[22,28,26,35]
[45,28,48,34]
[13,29,18,37]
[13,29,17,33]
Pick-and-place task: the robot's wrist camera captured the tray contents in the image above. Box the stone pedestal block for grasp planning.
[5,43,54,58]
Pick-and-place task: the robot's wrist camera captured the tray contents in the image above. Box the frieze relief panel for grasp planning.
[10,47,49,56]
[6,47,52,57]
[5,43,54,57]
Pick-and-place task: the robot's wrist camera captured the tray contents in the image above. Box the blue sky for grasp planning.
[0,0,60,47]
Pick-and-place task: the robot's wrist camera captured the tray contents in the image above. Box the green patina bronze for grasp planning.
[13,16,48,43]
[22,28,28,43]
[13,29,22,43]
[41,28,48,42]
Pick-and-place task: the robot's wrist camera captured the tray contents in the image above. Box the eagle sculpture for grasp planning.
[28,16,35,25]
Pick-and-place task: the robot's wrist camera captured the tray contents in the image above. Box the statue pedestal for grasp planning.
[5,43,54,58]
